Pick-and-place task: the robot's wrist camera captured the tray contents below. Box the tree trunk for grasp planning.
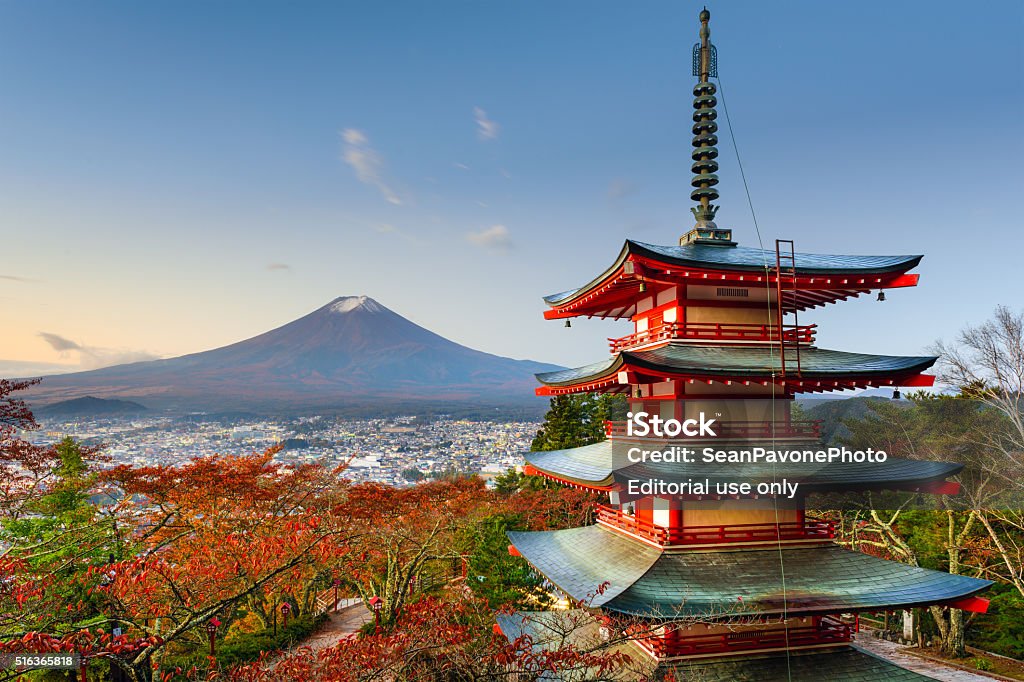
[941,608,967,658]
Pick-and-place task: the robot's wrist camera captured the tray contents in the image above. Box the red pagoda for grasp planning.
[498,9,991,680]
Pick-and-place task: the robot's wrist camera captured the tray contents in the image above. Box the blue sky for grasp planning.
[1,0,1021,374]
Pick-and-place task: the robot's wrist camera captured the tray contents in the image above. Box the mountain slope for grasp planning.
[36,396,148,419]
[25,296,560,414]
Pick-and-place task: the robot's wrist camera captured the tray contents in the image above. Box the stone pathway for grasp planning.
[301,603,373,653]
[854,630,1008,681]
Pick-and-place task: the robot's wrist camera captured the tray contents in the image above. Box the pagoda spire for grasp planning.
[681,8,735,247]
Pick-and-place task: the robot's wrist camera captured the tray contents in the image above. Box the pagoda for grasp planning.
[498,9,992,680]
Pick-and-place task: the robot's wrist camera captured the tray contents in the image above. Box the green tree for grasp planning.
[496,394,628,494]
[1,436,121,665]
[461,513,551,610]
[530,394,626,452]
[836,393,1007,658]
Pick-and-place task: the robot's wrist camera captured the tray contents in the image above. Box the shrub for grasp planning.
[157,613,329,678]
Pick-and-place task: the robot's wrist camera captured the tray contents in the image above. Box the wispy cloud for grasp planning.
[38,332,160,370]
[0,274,37,283]
[38,332,80,353]
[340,128,402,205]
[374,223,397,234]
[466,224,512,252]
[473,107,499,140]
[266,262,291,271]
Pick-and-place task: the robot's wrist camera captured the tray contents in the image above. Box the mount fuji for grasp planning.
[24,296,561,415]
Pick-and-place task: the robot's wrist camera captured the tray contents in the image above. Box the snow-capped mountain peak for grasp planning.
[327,295,384,314]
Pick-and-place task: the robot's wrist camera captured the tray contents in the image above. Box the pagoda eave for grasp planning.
[610,466,965,498]
[663,646,941,680]
[507,526,992,620]
[536,371,935,397]
[535,346,937,396]
[522,463,613,491]
[543,241,922,320]
[495,612,941,680]
[522,442,967,496]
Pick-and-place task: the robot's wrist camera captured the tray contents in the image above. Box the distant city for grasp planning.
[30,414,539,487]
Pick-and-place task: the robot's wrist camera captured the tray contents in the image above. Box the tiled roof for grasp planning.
[633,241,922,275]
[523,441,963,491]
[495,612,934,680]
[661,646,934,681]
[508,525,991,618]
[495,609,605,652]
[526,442,615,486]
[614,458,963,493]
[506,526,660,607]
[536,345,937,386]
[544,240,922,305]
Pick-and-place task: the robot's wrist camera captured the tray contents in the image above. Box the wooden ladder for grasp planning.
[775,239,802,378]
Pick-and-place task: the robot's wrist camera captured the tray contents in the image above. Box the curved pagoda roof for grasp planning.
[495,611,935,680]
[507,525,990,619]
[522,441,964,495]
[535,345,937,396]
[662,646,935,681]
[543,240,922,319]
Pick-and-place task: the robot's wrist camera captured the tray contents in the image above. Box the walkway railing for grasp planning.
[313,592,361,616]
[595,505,835,546]
[633,616,852,658]
[609,321,816,353]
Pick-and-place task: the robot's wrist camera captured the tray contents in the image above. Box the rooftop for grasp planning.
[507,525,990,619]
[523,441,963,494]
[542,241,923,318]
[535,345,936,395]
[495,611,935,680]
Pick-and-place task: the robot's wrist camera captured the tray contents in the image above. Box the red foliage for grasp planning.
[227,594,633,681]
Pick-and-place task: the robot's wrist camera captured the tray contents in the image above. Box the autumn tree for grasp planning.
[227,592,645,682]
[84,450,353,680]
[335,477,493,630]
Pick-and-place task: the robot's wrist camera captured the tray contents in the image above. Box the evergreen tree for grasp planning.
[530,394,626,452]
[488,394,629,495]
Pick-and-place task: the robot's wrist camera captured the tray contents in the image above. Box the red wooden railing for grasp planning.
[609,321,816,353]
[595,505,835,546]
[604,419,821,441]
[633,616,852,658]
